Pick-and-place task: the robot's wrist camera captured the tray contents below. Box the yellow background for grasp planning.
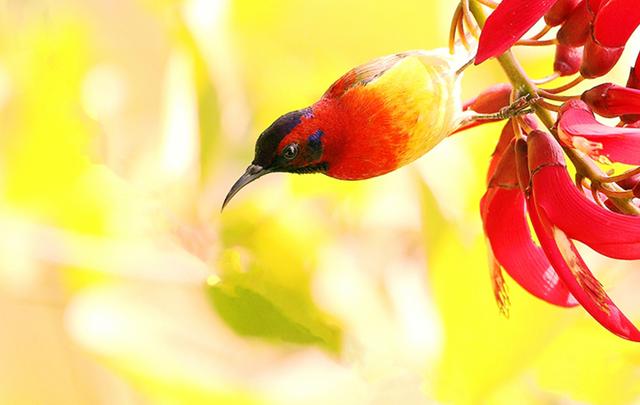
[1,0,639,404]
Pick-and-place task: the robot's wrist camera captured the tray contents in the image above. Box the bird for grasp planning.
[222,49,526,210]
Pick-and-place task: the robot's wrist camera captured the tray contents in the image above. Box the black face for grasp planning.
[221,108,327,210]
[251,109,309,167]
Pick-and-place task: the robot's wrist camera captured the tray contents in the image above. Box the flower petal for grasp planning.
[476,0,558,64]
[545,0,582,26]
[593,0,640,48]
[580,33,624,79]
[558,100,640,165]
[463,83,513,114]
[554,44,583,76]
[586,0,607,14]
[486,121,517,183]
[481,186,577,307]
[528,129,640,260]
[528,195,640,341]
[581,83,640,118]
[557,1,592,47]
[627,50,640,89]
[487,241,510,315]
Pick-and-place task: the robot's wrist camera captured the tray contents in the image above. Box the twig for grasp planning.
[540,75,585,94]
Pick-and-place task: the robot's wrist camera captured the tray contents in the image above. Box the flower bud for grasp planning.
[580,33,624,79]
[463,83,512,114]
[545,0,582,26]
[554,44,583,76]
[557,1,592,47]
[527,130,566,173]
[581,83,640,118]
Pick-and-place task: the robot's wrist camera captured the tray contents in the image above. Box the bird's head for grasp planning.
[222,106,330,209]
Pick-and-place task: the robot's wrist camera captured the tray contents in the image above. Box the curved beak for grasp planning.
[221,164,271,211]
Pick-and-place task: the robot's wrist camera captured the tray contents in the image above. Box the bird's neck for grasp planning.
[311,96,403,180]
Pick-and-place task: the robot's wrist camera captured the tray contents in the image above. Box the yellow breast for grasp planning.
[366,50,464,166]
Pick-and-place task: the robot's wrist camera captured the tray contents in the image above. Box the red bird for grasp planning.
[223,49,522,209]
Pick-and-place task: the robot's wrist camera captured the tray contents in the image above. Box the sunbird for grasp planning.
[222,49,527,209]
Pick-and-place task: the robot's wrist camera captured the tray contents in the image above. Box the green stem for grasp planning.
[468,0,640,215]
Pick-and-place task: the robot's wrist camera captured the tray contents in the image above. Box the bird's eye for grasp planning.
[282,143,299,160]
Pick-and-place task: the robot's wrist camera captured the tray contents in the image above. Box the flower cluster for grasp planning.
[476,0,640,78]
[463,0,640,340]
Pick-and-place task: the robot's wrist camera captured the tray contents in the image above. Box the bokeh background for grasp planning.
[2,0,640,404]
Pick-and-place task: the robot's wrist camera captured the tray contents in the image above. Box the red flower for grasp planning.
[592,0,640,48]
[458,84,514,133]
[556,1,591,47]
[463,83,513,115]
[481,129,577,308]
[557,99,640,165]
[554,44,583,77]
[627,51,640,90]
[580,33,624,79]
[481,128,640,341]
[468,0,640,340]
[475,0,636,78]
[525,130,640,340]
[545,0,582,27]
[581,83,640,118]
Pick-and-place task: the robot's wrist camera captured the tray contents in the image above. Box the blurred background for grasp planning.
[1,0,640,404]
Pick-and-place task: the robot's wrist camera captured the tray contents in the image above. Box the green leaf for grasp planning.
[208,248,342,353]
[212,203,343,353]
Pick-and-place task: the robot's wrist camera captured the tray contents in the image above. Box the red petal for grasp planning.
[554,44,583,76]
[593,0,640,48]
[463,83,513,114]
[528,196,640,341]
[627,51,640,90]
[527,129,566,169]
[476,0,558,64]
[557,100,640,165]
[581,83,640,118]
[580,33,624,79]
[586,0,607,14]
[455,85,514,134]
[481,186,577,307]
[487,122,517,183]
[487,238,510,315]
[545,0,582,26]
[488,138,519,188]
[557,1,592,47]
[528,130,640,259]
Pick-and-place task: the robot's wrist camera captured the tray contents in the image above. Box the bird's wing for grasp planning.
[322,52,412,99]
